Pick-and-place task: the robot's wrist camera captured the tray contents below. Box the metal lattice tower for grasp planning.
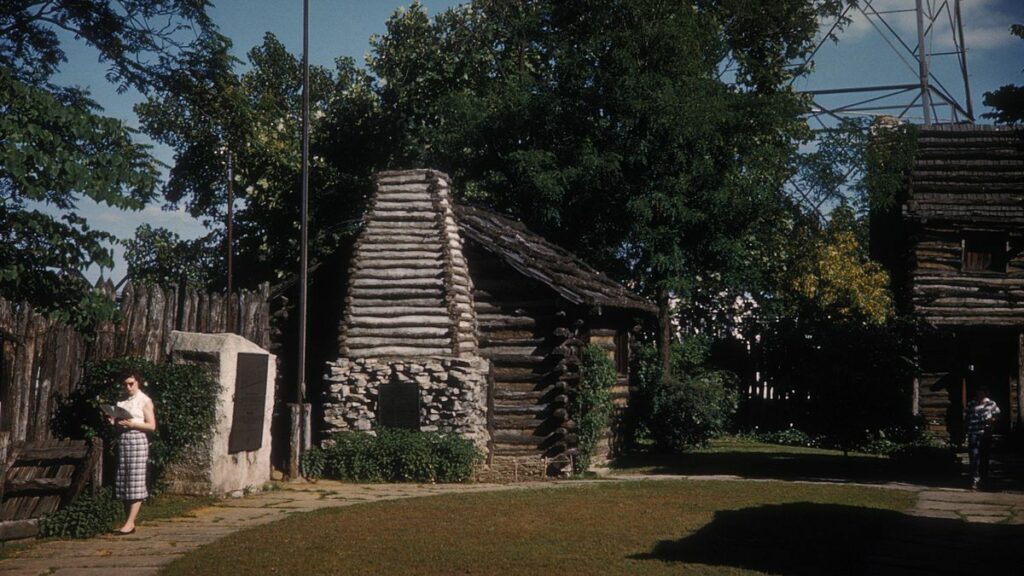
[803,0,975,127]
[787,0,976,218]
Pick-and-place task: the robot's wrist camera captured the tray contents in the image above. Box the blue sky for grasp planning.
[51,0,1024,282]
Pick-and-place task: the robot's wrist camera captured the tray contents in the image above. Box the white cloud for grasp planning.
[963,22,1019,50]
[820,0,1019,53]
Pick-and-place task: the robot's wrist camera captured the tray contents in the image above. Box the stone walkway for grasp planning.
[0,476,1021,576]
[866,487,1024,576]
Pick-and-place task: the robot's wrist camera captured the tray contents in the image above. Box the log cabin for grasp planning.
[322,169,656,477]
[878,124,1024,441]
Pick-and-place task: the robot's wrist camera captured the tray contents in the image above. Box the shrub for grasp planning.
[569,345,616,474]
[377,428,434,482]
[430,433,483,483]
[38,488,121,539]
[632,342,738,452]
[755,428,822,448]
[301,429,480,483]
[647,371,738,452]
[51,357,219,487]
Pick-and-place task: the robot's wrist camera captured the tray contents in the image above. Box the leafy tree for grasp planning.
[0,1,215,324]
[750,129,915,453]
[123,224,220,289]
[982,24,1024,124]
[786,206,894,324]
[365,0,845,375]
[136,33,378,287]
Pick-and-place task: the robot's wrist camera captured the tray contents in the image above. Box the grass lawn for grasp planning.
[612,436,960,487]
[137,493,219,524]
[162,480,915,576]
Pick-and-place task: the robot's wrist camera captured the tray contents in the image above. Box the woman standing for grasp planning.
[111,370,157,534]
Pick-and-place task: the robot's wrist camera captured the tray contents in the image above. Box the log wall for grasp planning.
[900,125,1024,438]
[914,327,1023,440]
[467,242,582,463]
[909,224,1024,325]
[466,243,638,469]
[0,282,270,445]
[916,332,962,438]
[905,126,1024,325]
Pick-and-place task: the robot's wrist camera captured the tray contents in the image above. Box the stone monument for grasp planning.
[164,331,276,496]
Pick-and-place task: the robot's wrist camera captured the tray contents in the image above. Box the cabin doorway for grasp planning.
[961,329,1015,436]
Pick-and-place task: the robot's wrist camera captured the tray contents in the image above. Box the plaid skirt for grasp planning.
[115,430,149,501]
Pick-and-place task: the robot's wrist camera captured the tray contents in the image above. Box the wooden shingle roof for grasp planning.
[906,124,1024,224]
[455,204,657,314]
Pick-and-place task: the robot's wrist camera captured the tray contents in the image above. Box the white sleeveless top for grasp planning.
[117,390,150,424]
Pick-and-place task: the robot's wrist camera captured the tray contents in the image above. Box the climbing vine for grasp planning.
[52,357,220,486]
[569,344,616,474]
[861,120,918,212]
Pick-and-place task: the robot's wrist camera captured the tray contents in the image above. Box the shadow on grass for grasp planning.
[612,449,966,488]
[630,502,1024,576]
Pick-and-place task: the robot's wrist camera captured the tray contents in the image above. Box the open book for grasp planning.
[100,404,134,421]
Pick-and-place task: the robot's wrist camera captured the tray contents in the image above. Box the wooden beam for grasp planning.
[15,444,89,461]
[0,519,38,541]
[4,477,72,494]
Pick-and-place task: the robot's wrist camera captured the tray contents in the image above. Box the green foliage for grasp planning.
[861,120,918,213]
[0,1,215,323]
[753,428,822,449]
[569,345,616,474]
[140,0,843,322]
[52,357,219,486]
[982,24,1024,124]
[300,429,481,483]
[749,425,937,456]
[632,342,739,452]
[124,225,220,289]
[38,488,120,539]
[0,67,154,326]
[136,33,372,288]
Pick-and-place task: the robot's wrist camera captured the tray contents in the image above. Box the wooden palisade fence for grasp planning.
[0,281,271,447]
[0,281,269,540]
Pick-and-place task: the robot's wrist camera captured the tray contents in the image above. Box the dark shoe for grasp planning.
[113,528,135,535]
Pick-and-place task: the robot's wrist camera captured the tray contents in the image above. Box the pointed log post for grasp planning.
[289,403,303,479]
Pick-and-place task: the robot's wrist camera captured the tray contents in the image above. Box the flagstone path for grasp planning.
[866,487,1024,575]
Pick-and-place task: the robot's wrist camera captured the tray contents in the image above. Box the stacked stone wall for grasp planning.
[323,356,490,452]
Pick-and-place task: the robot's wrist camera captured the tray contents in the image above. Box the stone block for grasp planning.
[165,331,276,497]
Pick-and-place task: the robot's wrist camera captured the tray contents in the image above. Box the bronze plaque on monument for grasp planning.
[378,381,420,429]
[228,352,269,453]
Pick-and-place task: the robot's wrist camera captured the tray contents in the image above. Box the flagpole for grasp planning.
[291,0,311,479]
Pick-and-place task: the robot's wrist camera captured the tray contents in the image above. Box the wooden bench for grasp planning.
[0,434,103,541]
